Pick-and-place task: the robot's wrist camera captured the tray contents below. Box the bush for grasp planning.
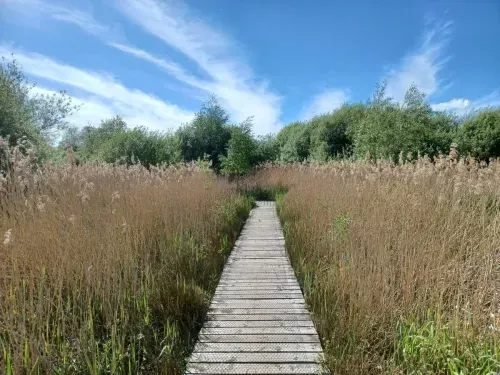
[457,108,500,160]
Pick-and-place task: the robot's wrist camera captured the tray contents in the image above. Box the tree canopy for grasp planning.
[3,55,500,171]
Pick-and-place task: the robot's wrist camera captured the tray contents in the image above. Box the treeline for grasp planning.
[57,98,278,174]
[2,57,500,172]
[277,84,500,163]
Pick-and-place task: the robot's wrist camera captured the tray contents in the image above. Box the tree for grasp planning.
[76,116,128,161]
[0,57,41,147]
[59,125,84,150]
[177,96,231,170]
[276,122,311,162]
[352,83,455,160]
[308,104,365,161]
[220,118,256,175]
[254,134,279,164]
[0,56,79,149]
[456,108,500,160]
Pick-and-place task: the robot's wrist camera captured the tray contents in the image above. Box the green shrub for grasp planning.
[457,109,500,160]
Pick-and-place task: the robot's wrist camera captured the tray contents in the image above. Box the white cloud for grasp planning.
[50,7,110,37]
[385,20,453,102]
[431,91,500,115]
[114,0,282,134]
[431,98,470,111]
[300,89,349,120]
[1,45,195,130]
[4,0,283,134]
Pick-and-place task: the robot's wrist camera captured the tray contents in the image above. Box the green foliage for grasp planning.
[0,56,78,150]
[352,83,456,160]
[393,315,500,374]
[277,121,311,162]
[254,134,280,164]
[60,116,182,166]
[0,57,40,147]
[177,96,231,170]
[220,118,256,175]
[457,108,500,160]
[309,104,366,161]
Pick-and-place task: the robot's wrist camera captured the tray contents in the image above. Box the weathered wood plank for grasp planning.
[209,301,306,309]
[199,327,317,335]
[215,286,301,292]
[205,314,313,321]
[216,284,300,289]
[192,342,322,352]
[207,307,309,315]
[186,362,322,374]
[197,334,320,343]
[203,320,314,328]
[217,279,298,283]
[213,293,303,299]
[189,352,323,363]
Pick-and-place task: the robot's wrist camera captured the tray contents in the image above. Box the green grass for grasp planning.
[392,314,500,375]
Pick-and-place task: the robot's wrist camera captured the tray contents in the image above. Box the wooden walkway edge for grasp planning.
[186,201,325,374]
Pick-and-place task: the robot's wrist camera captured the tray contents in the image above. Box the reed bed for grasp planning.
[0,148,252,374]
[245,156,500,374]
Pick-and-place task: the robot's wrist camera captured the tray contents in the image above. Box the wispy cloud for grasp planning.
[385,19,453,102]
[4,0,283,134]
[114,0,282,134]
[0,45,195,130]
[50,7,110,37]
[300,89,349,120]
[432,91,500,114]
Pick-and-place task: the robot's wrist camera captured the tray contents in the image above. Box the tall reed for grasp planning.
[247,156,500,374]
[1,147,252,374]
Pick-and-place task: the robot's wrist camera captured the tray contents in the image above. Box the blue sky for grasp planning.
[1,0,499,135]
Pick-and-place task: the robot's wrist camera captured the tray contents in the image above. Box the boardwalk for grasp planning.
[186,201,325,374]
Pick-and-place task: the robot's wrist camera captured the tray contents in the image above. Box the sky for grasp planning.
[1,0,499,135]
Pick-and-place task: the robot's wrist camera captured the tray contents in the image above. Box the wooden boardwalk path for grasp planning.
[186,201,325,374]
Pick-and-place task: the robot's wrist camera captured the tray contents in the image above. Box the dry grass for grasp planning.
[0,152,252,374]
[245,156,500,374]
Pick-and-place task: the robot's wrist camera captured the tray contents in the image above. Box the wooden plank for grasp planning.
[213,293,303,299]
[221,275,296,279]
[186,363,321,375]
[208,308,309,314]
[197,334,320,343]
[216,285,300,289]
[215,289,301,294]
[209,301,306,309]
[193,342,322,352]
[227,259,290,262]
[189,352,322,363]
[229,253,287,257]
[206,314,313,321]
[223,267,292,271]
[218,279,299,283]
[199,327,317,335]
[203,320,314,328]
